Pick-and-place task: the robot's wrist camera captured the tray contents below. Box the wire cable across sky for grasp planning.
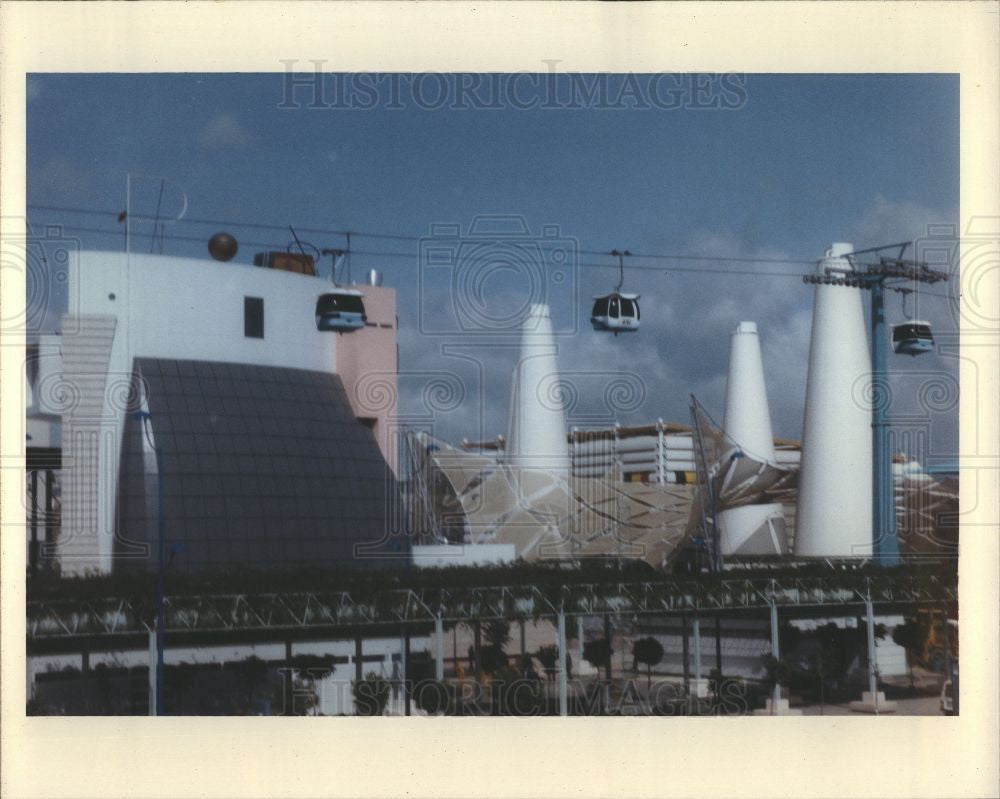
[26,202,959,295]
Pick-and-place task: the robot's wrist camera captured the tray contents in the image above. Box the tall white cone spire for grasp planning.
[794,243,873,557]
[723,322,777,462]
[717,321,787,556]
[506,303,569,472]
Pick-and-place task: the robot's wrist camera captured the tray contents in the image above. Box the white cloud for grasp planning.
[392,211,958,458]
[849,194,956,247]
[396,231,816,445]
[198,113,253,150]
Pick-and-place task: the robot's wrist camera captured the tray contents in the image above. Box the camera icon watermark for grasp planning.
[913,217,998,334]
[418,215,579,336]
[1,221,81,341]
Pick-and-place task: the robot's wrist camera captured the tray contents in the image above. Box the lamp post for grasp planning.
[869,278,896,566]
[136,410,165,716]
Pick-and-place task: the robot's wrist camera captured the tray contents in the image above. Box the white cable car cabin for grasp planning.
[316,289,367,333]
[590,292,640,333]
[892,320,934,356]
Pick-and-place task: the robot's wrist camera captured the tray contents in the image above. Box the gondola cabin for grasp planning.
[892,320,934,356]
[316,289,367,333]
[591,292,640,333]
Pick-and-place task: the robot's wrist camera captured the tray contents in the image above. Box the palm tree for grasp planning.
[484,620,512,650]
[352,672,390,716]
[537,644,559,682]
[763,656,791,713]
[583,638,613,714]
[283,654,336,715]
[233,656,269,714]
[891,619,922,690]
[632,637,664,691]
[583,638,613,671]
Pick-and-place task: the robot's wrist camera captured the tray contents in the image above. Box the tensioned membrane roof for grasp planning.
[414,433,695,569]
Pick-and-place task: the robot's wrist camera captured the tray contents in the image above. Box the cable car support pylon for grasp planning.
[803,242,949,566]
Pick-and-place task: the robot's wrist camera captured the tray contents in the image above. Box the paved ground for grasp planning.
[799,695,942,716]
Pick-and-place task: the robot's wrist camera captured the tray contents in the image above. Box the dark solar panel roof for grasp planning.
[115,358,407,573]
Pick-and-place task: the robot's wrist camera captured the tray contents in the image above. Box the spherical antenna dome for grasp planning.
[208,232,238,262]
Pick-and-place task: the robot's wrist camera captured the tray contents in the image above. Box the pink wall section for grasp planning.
[335,285,400,476]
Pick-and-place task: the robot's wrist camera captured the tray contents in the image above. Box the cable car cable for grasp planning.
[42,223,832,281]
[27,203,821,266]
[28,206,962,293]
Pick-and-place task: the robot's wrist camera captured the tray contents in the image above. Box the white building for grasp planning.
[28,249,403,576]
[25,246,425,714]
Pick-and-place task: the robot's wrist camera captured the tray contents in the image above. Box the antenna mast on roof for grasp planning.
[345,231,352,284]
[288,225,309,259]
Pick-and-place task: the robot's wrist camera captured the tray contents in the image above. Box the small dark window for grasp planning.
[591,297,609,317]
[894,324,932,342]
[609,296,620,318]
[244,296,264,338]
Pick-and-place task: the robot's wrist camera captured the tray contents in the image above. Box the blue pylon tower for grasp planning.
[804,242,948,566]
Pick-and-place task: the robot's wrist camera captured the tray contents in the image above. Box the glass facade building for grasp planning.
[115,358,406,573]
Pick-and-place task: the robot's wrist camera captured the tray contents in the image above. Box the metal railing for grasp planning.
[28,569,957,644]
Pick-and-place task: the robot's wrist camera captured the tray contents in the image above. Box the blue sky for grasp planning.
[26,73,960,458]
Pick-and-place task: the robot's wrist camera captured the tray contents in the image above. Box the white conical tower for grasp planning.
[794,243,873,557]
[506,303,569,472]
[723,322,777,462]
[717,321,787,556]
